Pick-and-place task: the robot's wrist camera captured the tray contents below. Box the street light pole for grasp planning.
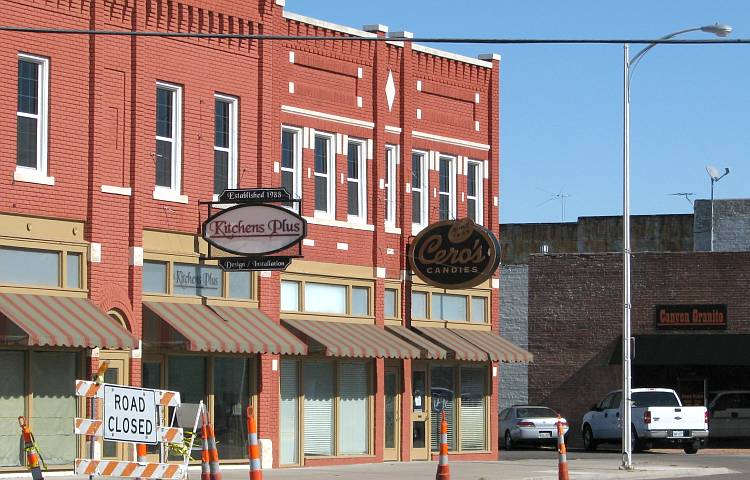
[621,23,731,471]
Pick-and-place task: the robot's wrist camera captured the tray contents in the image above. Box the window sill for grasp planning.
[410,319,491,330]
[281,312,375,324]
[101,185,132,196]
[412,223,427,236]
[384,224,401,235]
[210,194,236,209]
[153,187,188,204]
[304,215,375,232]
[13,168,55,186]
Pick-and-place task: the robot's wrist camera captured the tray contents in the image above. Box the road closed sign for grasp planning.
[103,385,158,444]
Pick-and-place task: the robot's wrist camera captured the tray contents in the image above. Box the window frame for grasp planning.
[280,276,373,319]
[466,159,484,226]
[384,145,398,227]
[346,138,367,224]
[411,150,429,233]
[438,154,457,221]
[410,288,490,324]
[16,53,49,178]
[0,242,87,292]
[313,132,336,218]
[280,126,303,212]
[154,82,183,195]
[213,94,238,195]
[383,285,400,319]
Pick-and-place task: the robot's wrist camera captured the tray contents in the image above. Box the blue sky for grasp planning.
[287,0,749,224]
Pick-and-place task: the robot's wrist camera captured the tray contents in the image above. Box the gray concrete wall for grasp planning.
[499,264,528,410]
[694,199,750,252]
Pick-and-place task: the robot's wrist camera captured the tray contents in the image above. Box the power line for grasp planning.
[1,26,750,44]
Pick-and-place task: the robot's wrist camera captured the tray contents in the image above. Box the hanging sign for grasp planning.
[218,256,294,271]
[103,385,158,444]
[202,203,306,256]
[217,187,294,204]
[409,218,500,289]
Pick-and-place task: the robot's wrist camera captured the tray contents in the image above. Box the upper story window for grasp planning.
[411,151,428,231]
[213,95,238,195]
[281,127,302,211]
[0,245,83,290]
[438,155,456,220]
[155,83,182,193]
[347,139,366,223]
[466,160,484,225]
[142,259,254,300]
[384,145,397,227]
[17,54,49,176]
[280,279,371,317]
[314,134,335,217]
[411,290,488,324]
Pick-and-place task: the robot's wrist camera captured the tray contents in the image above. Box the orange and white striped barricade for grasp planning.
[435,410,450,480]
[246,406,262,480]
[18,416,45,480]
[74,380,186,480]
[557,416,569,480]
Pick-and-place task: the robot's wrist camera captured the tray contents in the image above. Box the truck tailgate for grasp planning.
[647,406,706,431]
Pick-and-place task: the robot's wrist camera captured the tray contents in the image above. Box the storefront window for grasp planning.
[168,356,206,404]
[0,351,25,466]
[471,297,487,323]
[0,246,59,287]
[227,271,252,299]
[143,260,167,294]
[305,283,346,314]
[432,294,467,321]
[412,291,489,324]
[281,280,300,311]
[460,367,487,450]
[31,352,77,464]
[173,263,223,297]
[280,360,299,465]
[412,292,427,318]
[303,360,334,456]
[213,357,249,459]
[351,287,369,316]
[338,361,369,454]
[66,252,81,289]
[430,365,456,451]
[384,289,397,318]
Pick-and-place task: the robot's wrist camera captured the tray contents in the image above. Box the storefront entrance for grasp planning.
[100,351,130,460]
[410,363,429,460]
[384,363,401,461]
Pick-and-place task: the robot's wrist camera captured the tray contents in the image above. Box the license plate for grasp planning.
[539,432,552,438]
[670,430,686,438]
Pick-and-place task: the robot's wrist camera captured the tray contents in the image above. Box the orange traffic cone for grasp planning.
[557,415,569,480]
[246,407,262,480]
[205,423,221,480]
[435,410,450,480]
[135,443,147,480]
[18,416,44,480]
[200,423,211,480]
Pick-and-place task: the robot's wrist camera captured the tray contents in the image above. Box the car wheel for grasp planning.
[631,427,642,453]
[683,440,699,454]
[504,431,513,450]
[583,425,597,452]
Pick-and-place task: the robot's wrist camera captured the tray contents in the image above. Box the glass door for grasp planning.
[99,351,130,461]
[142,355,164,459]
[410,362,429,460]
[384,363,401,461]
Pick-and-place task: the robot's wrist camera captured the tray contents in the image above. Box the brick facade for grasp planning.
[1,0,501,468]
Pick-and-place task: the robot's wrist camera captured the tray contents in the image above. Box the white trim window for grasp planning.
[154,82,182,194]
[16,54,49,176]
[281,126,302,212]
[466,160,484,225]
[314,133,335,217]
[346,139,367,223]
[438,155,456,220]
[411,151,428,232]
[384,145,397,227]
[213,94,238,195]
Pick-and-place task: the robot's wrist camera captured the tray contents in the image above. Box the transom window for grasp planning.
[384,288,399,318]
[466,160,484,225]
[155,83,182,192]
[0,245,83,290]
[280,279,371,317]
[213,95,238,195]
[438,155,456,220]
[142,260,254,300]
[314,134,334,217]
[280,127,302,211]
[16,54,49,174]
[347,139,366,222]
[411,151,428,230]
[411,290,488,324]
[384,145,397,226]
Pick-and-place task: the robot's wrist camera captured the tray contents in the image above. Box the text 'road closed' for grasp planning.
[103,385,158,444]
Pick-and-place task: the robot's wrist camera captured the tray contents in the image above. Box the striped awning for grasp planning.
[144,302,306,355]
[453,329,533,363]
[385,325,447,359]
[413,327,489,362]
[0,293,137,349]
[282,319,421,359]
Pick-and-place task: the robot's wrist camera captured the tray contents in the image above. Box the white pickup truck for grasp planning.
[582,388,708,454]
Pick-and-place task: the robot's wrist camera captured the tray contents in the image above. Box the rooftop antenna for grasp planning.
[537,188,571,223]
[706,165,731,251]
[668,192,695,205]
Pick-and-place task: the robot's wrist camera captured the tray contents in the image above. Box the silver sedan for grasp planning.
[499,405,569,449]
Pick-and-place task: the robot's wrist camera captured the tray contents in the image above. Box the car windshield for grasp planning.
[516,407,557,418]
[632,391,680,407]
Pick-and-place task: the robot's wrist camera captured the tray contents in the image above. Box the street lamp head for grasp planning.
[700,23,733,37]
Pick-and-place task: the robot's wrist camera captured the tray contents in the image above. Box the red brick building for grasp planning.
[0,0,525,470]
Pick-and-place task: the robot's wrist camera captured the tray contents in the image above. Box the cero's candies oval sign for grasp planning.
[409,218,500,289]
[202,203,307,256]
